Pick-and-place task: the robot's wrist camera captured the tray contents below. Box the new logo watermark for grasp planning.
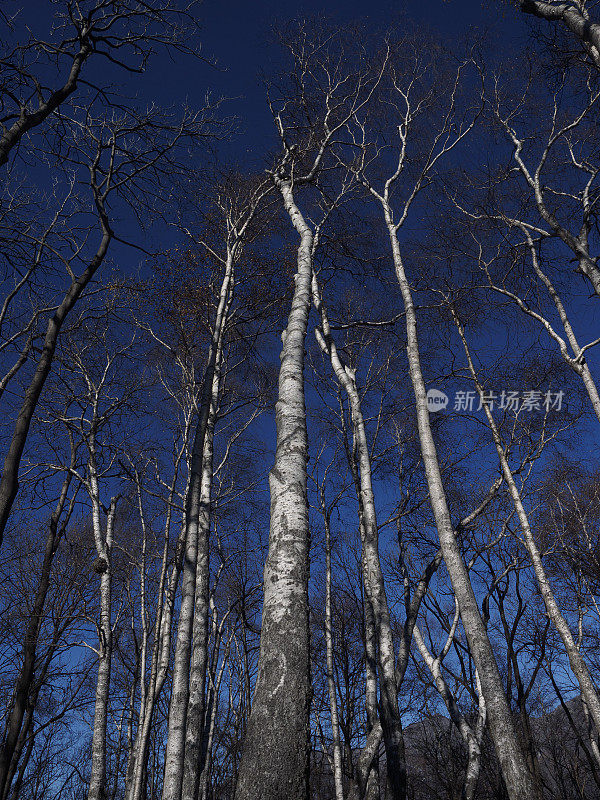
[426,389,449,412]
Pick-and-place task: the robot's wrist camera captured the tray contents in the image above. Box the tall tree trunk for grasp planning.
[313,274,406,799]
[349,488,498,799]
[234,177,312,800]
[88,497,117,800]
[0,228,112,547]
[0,470,74,797]
[162,254,233,800]
[126,419,194,800]
[2,620,67,800]
[495,583,544,787]
[199,623,234,800]
[363,585,380,800]
[384,217,540,800]
[453,309,600,742]
[413,611,486,800]
[321,506,345,800]
[181,384,218,800]
[127,516,188,800]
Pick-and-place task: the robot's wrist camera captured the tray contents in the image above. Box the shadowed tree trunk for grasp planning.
[0,467,75,798]
[0,226,112,546]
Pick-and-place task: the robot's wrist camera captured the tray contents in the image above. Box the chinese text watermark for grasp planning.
[426,389,565,414]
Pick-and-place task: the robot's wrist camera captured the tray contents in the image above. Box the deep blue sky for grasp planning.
[16,1,526,183]
[142,0,519,161]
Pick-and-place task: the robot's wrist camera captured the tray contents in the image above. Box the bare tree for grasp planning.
[162,176,270,800]
[235,25,386,800]
[312,262,406,799]
[0,2,214,547]
[0,0,201,170]
[338,42,542,800]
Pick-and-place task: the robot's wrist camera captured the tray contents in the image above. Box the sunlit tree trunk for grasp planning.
[453,308,600,742]
[126,447,193,800]
[162,253,233,800]
[413,603,486,800]
[520,1,600,70]
[319,494,345,800]
[88,487,118,800]
[382,209,540,800]
[313,273,406,799]
[181,372,220,800]
[234,176,312,800]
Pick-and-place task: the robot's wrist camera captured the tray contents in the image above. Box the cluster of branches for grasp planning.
[3,4,600,800]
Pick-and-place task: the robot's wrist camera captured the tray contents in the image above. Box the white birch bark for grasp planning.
[413,603,486,800]
[87,488,118,800]
[381,207,540,800]
[520,1,600,69]
[482,227,600,425]
[453,310,600,740]
[496,110,600,301]
[321,497,345,800]
[312,273,406,799]
[363,573,380,800]
[181,373,219,800]
[162,252,233,800]
[125,423,194,800]
[198,620,235,800]
[582,694,600,771]
[338,57,538,795]
[234,176,313,800]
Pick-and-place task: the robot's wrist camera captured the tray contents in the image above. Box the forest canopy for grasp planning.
[1,2,600,800]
